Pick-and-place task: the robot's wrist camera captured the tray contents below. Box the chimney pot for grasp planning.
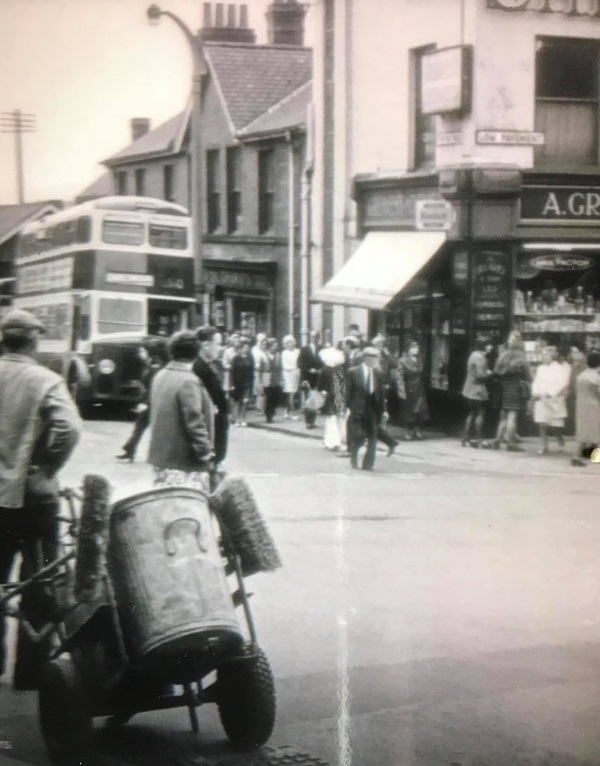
[239,4,248,27]
[203,2,212,27]
[227,4,236,26]
[266,0,307,47]
[215,2,224,26]
[131,118,151,142]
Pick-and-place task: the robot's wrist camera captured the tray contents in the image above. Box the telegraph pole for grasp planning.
[0,110,36,203]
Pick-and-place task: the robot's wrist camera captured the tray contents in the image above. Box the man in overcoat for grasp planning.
[193,326,229,467]
[345,346,385,470]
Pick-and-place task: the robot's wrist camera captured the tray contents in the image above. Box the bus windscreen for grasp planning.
[98,297,144,334]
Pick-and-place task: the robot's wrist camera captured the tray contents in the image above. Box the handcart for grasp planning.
[0,473,281,766]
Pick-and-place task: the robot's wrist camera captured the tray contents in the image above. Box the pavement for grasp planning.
[243,410,597,478]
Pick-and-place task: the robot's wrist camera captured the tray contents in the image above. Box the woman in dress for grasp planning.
[397,341,429,440]
[230,339,254,427]
[492,331,531,451]
[317,346,347,451]
[531,345,569,454]
[461,337,491,448]
[252,334,269,415]
[572,350,600,466]
[280,334,301,420]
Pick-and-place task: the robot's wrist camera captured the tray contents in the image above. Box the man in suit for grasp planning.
[298,330,323,389]
[345,346,385,471]
[193,326,229,466]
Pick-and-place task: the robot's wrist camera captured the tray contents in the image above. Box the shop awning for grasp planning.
[311,231,446,310]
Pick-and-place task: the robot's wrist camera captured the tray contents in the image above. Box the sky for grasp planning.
[0,0,315,206]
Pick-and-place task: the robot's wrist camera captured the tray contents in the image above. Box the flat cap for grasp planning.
[0,309,46,334]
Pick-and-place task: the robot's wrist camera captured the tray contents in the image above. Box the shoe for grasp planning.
[116,451,133,462]
[350,456,358,469]
[387,441,398,457]
[571,457,587,467]
[491,441,500,450]
[414,431,423,440]
[283,413,290,420]
[537,447,549,455]
[481,441,491,449]
[266,418,274,424]
[461,439,468,448]
[362,465,373,471]
[507,444,525,452]
[234,422,241,428]
[306,424,317,430]
[470,440,480,449]
[241,422,248,427]
[291,415,299,421]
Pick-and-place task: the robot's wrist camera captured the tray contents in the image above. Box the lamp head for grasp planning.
[147,4,162,25]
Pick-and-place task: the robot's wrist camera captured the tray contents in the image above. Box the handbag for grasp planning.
[304,389,325,413]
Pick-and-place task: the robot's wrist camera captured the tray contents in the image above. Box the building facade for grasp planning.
[312,0,600,423]
[103,1,312,341]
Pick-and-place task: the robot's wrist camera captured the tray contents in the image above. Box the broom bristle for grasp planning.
[73,474,112,603]
[209,476,282,577]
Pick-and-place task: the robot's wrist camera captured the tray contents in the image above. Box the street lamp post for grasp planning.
[147,4,205,326]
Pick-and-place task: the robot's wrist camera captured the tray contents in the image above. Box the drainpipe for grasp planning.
[287,131,296,336]
[300,103,315,345]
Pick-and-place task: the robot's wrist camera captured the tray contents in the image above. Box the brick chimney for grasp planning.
[266,0,307,47]
[199,2,256,43]
[131,118,151,142]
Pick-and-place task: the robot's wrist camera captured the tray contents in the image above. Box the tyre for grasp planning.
[217,643,276,751]
[38,654,94,766]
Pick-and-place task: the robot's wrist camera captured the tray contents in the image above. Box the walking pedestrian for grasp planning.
[252,334,268,415]
[221,334,241,420]
[148,330,214,491]
[372,334,399,456]
[492,331,531,452]
[281,335,300,419]
[461,337,491,448]
[263,338,281,424]
[117,339,169,462]
[193,326,230,467]
[397,341,429,440]
[571,351,600,467]
[531,345,569,454]
[345,346,385,471]
[298,330,323,391]
[318,346,347,452]
[230,339,255,427]
[0,309,81,686]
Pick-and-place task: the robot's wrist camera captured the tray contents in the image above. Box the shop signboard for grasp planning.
[415,200,454,231]
[521,185,600,224]
[487,0,600,17]
[361,187,443,229]
[420,45,472,116]
[471,249,512,340]
[529,254,594,271]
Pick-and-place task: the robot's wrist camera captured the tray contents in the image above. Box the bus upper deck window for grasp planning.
[149,224,188,250]
[102,218,144,246]
[76,216,92,243]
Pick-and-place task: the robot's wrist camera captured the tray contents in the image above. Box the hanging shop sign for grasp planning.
[529,254,594,271]
[420,45,473,116]
[487,0,600,16]
[476,130,545,146]
[521,185,600,224]
[415,200,454,231]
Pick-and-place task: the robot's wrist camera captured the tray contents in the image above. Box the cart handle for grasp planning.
[164,518,209,555]
[0,550,74,607]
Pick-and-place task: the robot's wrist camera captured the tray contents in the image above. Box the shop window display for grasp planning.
[513,251,600,366]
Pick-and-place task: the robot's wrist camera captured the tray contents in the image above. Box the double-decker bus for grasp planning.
[14,196,194,411]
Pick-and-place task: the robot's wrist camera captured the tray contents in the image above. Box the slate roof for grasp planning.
[239,80,311,138]
[204,43,312,131]
[105,111,187,164]
[104,43,312,165]
[0,201,62,247]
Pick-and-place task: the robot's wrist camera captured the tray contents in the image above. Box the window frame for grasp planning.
[226,146,242,233]
[534,36,600,168]
[163,164,175,202]
[410,44,437,171]
[258,148,275,235]
[206,149,222,234]
[116,170,128,196]
[135,168,146,196]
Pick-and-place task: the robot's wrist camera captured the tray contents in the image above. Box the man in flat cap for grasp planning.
[0,309,81,687]
[345,346,385,471]
[193,326,229,467]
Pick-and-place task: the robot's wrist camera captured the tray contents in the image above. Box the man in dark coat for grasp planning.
[193,326,229,466]
[298,331,323,390]
[345,346,385,471]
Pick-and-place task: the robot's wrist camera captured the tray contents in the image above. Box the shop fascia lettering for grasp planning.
[542,191,600,218]
[488,0,600,16]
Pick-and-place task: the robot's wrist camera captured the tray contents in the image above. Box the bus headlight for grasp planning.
[97,358,116,375]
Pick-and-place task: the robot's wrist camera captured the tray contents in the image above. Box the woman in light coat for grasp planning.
[461,338,491,448]
[317,346,347,451]
[280,334,300,419]
[572,351,600,466]
[531,345,570,454]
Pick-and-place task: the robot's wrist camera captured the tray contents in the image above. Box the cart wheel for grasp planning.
[38,654,93,766]
[217,643,276,751]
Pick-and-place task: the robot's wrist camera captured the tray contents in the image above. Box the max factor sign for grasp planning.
[521,186,600,223]
[488,0,600,15]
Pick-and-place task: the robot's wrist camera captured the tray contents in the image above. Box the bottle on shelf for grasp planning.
[585,294,595,314]
[525,291,533,313]
[574,286,585,313]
